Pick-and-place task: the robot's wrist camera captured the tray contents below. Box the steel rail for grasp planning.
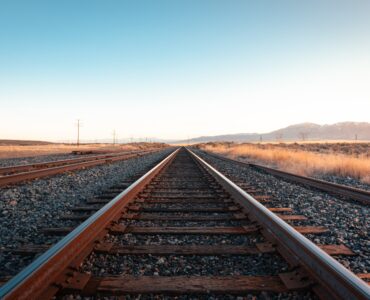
[0,148,179,300]
[200,150,370,206]
[0,150,152,175]
[189,149,370,300]
[0,150,162,187]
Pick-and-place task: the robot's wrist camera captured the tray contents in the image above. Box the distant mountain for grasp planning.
[176,122,370,143]
[176,133,259,144]
[3,122,369,145]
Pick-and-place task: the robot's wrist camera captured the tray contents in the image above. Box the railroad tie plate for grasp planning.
[61,272,91,293]
[279,268,315,290]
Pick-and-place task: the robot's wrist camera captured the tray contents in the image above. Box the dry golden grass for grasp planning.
[0,143,166,159]
[199,143,370,184]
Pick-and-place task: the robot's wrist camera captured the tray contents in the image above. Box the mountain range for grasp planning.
[2,122,369,145]
[175,122,370,144]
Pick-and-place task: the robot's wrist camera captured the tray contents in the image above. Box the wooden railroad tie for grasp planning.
[140,199,233,204]
[139,195,229,200]
[41,224,328,237]
[107,224,328,235]
[128,206,241,213]
[60,274,288,295]
[121,212,306,222]
[59,271,368,295]
[109,225,258,235]
[3,242,355,257]
[143,188,225,193]
[121,213,247,221]
[93,243,355,257]
[128,205,293,213]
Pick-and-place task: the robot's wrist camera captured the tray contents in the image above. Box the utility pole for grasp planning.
[113,130,116,146]
[76,119,82,146]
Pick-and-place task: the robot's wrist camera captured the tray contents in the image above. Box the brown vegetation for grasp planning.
[197,142,370,184]
[0,143,167,159]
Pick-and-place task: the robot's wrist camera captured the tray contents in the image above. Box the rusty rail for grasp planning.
[0,150,147,175]
[189,149,370,299]
[0,148,179,299]
[0,149,162,187]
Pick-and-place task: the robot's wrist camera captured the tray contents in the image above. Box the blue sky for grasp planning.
[1,1,369,141]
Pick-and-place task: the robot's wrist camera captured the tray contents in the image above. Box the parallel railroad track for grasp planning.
[0,148,369,299]
[0,149,162,187]
[199,150,370,206]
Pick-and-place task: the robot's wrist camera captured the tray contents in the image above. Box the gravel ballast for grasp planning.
[105,233,265,246]
[315,173,370,191]
[80,252,289,276]
[0,149,173,277]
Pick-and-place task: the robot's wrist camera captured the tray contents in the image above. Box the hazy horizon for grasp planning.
[1,1,370,141]
[1,121,369,143]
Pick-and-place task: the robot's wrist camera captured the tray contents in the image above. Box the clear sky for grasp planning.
[1,0,369,141]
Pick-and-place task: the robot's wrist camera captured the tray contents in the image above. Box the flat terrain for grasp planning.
[0,142,167,159]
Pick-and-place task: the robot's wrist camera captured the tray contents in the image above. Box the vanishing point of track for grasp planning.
[0,148,369,299]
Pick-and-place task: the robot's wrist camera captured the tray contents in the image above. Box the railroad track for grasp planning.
[0,149,161,187]
[199,150,370,206]
[0,148,369,299]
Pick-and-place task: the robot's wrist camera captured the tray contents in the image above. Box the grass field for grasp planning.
[197,142,370,184]
[0,143,167,159]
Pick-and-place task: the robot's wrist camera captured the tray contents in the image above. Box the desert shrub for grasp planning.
[200,143,370,184]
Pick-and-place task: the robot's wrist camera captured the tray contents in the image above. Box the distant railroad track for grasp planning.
[0,147,369,299]
[200,150,370,206]
[0,149,161,187]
